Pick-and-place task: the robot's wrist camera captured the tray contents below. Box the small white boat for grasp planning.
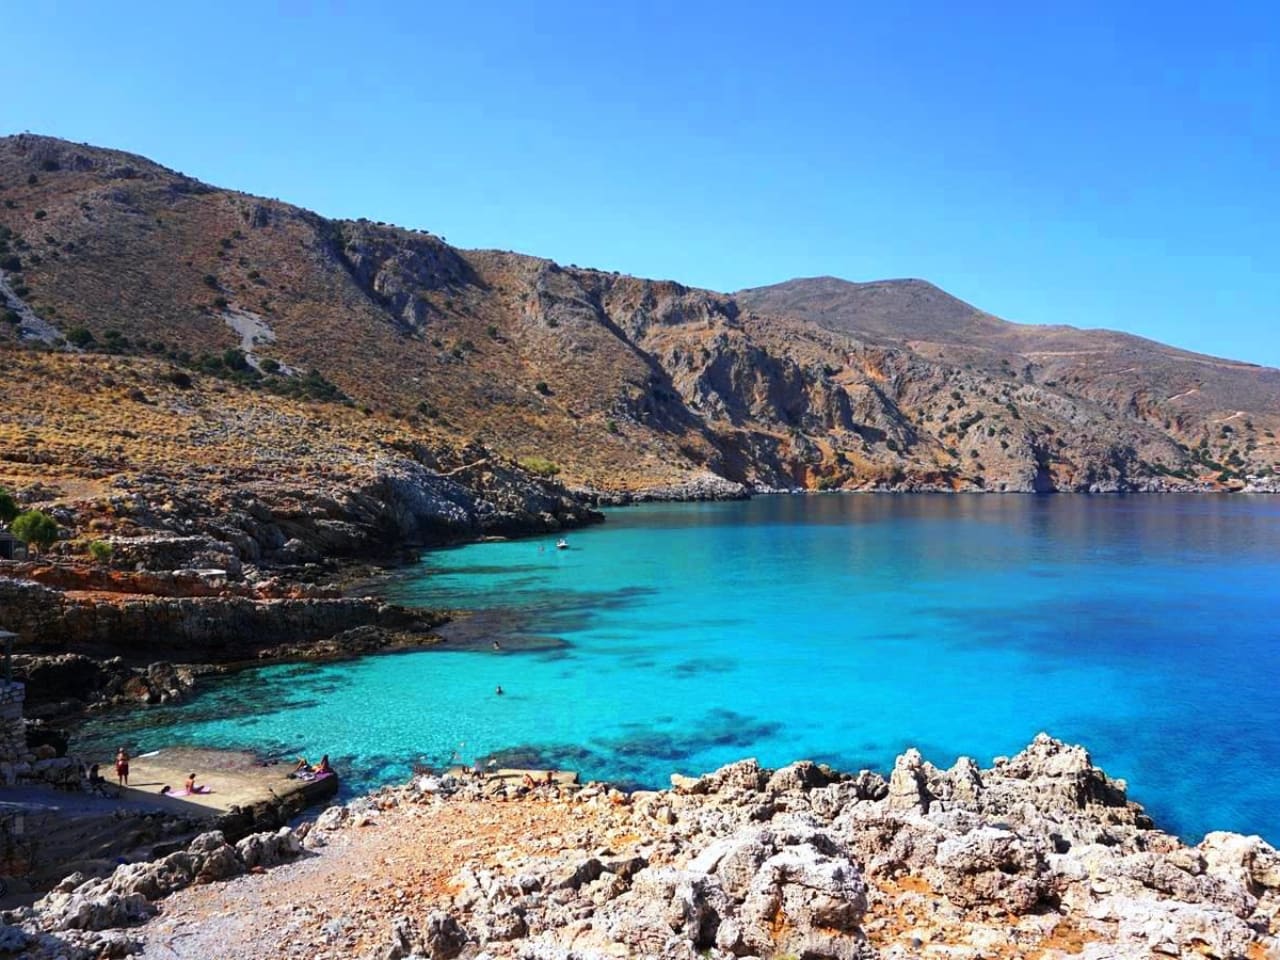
[555,538,568,550]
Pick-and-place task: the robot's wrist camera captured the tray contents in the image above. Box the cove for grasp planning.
[73,494,1280,843]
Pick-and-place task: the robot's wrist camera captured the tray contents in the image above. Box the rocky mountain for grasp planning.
[1,132,1277,536]
[737,276,1280,430]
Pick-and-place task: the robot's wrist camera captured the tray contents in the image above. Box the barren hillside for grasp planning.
[2,133,1277,527]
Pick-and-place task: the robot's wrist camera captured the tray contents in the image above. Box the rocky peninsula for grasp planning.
[4,735,1278,959]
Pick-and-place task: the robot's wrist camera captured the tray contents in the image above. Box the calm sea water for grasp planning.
[74,495,1280,843]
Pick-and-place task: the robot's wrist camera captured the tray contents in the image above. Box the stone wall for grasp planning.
[0,680,25,764]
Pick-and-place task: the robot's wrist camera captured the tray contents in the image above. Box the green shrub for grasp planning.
[88,540,113,564]
[66,327,94,348]
[0,488,16,524]
[535,381,551,396]
[518,456,561,478]
[11,510,58,553]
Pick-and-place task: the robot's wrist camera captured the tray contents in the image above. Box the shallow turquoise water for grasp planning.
[75,495,1280,843]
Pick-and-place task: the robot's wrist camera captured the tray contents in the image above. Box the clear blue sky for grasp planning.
[5,2,1277,365]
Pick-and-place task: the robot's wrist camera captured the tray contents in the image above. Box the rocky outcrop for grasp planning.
[13,654,209,721]
[83,447,602,570]
[585,471,749,504]
[2,581,437,657]
[333,221,478,336]
[334,735,1275,959]
[1,573,450,722]
[10,735,1280,959]
[10,827,304,959]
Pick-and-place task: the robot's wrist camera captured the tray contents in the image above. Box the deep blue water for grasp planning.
[74,495,1280,843]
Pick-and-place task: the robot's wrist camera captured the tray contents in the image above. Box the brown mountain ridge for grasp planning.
[1,133,1278,554]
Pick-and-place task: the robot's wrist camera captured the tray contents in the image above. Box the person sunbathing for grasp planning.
[183,773,211,794]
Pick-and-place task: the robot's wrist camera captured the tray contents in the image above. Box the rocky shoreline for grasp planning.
[3,734,1277,959]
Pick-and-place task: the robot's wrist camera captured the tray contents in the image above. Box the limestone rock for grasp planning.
[691,758,767,796]
[885,748,932,812]
[932,826,1050,913]
[766,760,834,795]
[235,826,303,870]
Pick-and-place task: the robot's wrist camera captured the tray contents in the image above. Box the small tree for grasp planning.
[0,487,16,525]
[66,327,95,348]
[11,510,58,555]
[88,540,113,565]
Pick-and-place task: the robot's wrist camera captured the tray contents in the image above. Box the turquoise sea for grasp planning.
[74,495,1280,843]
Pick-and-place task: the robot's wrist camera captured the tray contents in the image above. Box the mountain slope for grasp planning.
[1,133,1277,528]
[737,277,1280,422]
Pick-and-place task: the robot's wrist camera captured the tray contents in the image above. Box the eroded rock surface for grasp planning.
[11,735,1280,960]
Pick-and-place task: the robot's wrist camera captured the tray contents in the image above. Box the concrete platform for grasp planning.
[106,746,336,816]
[0,747,339,904]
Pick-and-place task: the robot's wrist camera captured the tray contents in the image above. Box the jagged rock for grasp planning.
[1198,831,1280,895]
[38,886,154,932]
[420,909,468,959]
[474,902,527,942]
[766,759,834,795]
[943,756,984,805]
[382,914,418,960]
[601,820,872,960]
[314,804,351,832]
[668,773,700,793]
[1087,894,1263,959]
[835,808,944,879]
[738,843,868,953]
[985,732,1135,821]
[550,857,604,891]
[932,826,1051,913]
[885,748,932,812]
[236,826,303,869]
[691,758,767,796]
[666,872,732,946]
